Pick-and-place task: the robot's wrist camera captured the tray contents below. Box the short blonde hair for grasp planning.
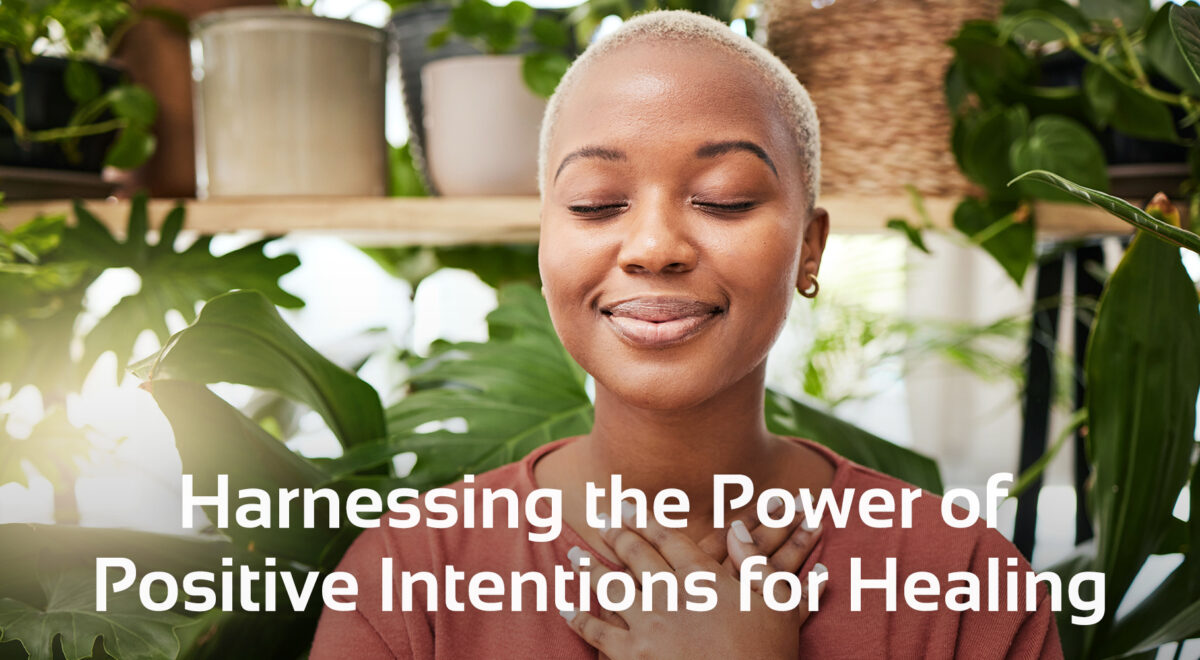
[537,9,821,212]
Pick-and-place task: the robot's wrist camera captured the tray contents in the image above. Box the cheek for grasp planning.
[538,226,609,351]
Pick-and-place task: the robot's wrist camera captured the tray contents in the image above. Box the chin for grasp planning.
[593,363,736,412]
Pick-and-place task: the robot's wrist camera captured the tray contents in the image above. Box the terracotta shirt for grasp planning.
[311,437,1063,659]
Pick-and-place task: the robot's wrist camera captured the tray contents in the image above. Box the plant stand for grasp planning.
[1013,240,1116,559]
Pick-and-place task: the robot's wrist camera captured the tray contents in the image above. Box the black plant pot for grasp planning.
[0,54,123,173]
[387,3,577,195]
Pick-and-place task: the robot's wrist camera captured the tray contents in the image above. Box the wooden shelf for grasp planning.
[0,195,1134,244]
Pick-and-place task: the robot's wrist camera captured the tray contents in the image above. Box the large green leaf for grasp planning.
[148,380,339,566]
[136,291,385,448]
[1000,0,1091,45]
[764,390,943,494]
[1080,0,1150,32]
[958,106,1030,199]
[1106,562,1200,655]
[946,22,1034,105]
[63,196,303,379]
[0,570,186,660]
[1008,170,1200,254]
[1170,3,1200,88]
[1010,115,1109,203]
[1146,3,1200,96]
[1083,64,1179,142]
[1084,222,1200,626]
[335,284,593,487]
[0,524,234,660]
[0,407,90,488]
[952,197,1034,285]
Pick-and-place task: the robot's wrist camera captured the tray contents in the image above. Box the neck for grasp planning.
[580,362,780,523]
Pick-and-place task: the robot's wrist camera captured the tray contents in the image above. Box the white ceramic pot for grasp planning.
[191,8,386,198]
[421,55,546,196]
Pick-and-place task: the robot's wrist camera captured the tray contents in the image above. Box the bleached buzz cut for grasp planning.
[537,9,821,213]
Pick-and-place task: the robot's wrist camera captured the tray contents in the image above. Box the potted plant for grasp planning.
[929,0,1199,284]
[0,0,160,198]
[189,1,387,198]
[390,0,573,195]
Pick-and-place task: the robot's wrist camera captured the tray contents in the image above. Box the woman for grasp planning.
[313,10,1061,658]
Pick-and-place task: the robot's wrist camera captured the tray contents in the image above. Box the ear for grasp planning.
[796,206,830,291]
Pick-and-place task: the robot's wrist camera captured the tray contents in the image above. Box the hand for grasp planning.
[561,505,826,660]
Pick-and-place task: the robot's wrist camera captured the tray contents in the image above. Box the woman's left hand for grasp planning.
[560,507,826,660]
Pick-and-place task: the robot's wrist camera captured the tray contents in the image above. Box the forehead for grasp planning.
[552,39,796,163]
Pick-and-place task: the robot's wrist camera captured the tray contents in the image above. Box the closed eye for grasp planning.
[694,200,758,213]
[568,203,628,216]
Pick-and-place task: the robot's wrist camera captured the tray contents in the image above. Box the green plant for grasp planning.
[0,196,302,521]
[565,0,757,50]
[0,1,178,169]
[0,276,942,658]
[428,0,574,97]
[913,0,1200,284]
[1004,174,1200,657]
[927,3,1200,652]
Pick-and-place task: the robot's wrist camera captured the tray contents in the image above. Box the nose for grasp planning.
[616,201,698,275]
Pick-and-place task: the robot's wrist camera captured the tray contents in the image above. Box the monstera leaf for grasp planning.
[0,569,186,660]
[334,284,593,488]
[765,391,944,494]
[135,291,384,449]
[0,407,90,488]
[0,524,235,660]
[61,195,303,378]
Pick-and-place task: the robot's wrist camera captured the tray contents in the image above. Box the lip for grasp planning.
[599,296,725,348]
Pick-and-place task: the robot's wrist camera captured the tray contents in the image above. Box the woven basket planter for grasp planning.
[765,0,1000,200]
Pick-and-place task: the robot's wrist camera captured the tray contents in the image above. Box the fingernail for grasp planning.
[559,608,577,621]
[814,562,828,574]
[568,546,590,569]
[732,519,753,544]
[802,517,819,532]
[621,501,636,523]
[767,495,786,513]
[596,513,612,529]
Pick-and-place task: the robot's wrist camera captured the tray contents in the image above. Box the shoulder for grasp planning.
[832,455,1026,571]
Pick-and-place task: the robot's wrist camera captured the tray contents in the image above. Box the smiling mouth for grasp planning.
[599,297,725,348]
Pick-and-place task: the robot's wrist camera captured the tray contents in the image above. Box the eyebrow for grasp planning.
[696,140,778,178]
[553,140,779,182]
[554,146,626,182]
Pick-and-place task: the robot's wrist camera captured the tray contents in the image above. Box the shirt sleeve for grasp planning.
[1005,589,1064,660]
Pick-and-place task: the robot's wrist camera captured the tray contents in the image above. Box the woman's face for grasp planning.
[539,40,828,411]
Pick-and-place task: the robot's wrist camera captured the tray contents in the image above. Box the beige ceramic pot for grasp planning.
[191,8,386,198]
[421,55,545,196]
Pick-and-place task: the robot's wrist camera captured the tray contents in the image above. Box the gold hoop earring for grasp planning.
[800,274,819,299]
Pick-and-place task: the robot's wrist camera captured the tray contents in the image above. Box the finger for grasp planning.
[597,512,674,580]
[698,499,765,563]
[560,608,627,657]
[767,519,823,575]
[795,563,829,626]
[569,545,637,619]
[746,495,808,558]
[725,520,762,581]
[618,501,719,573]
[705,496,792,568]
